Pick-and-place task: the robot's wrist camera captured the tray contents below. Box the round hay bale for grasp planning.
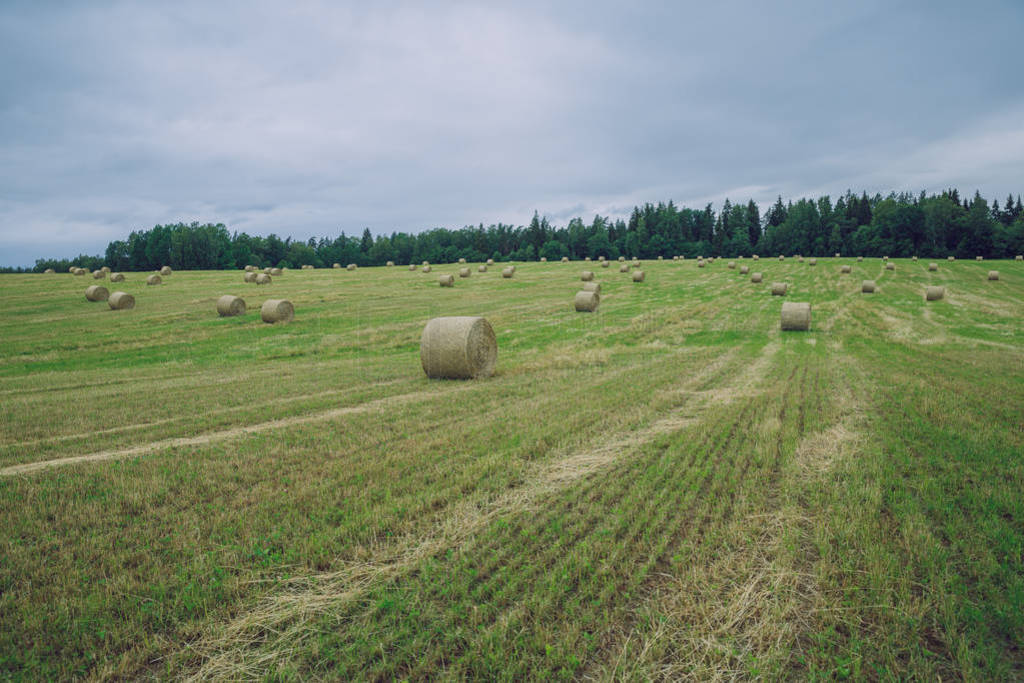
[751,272,763,283]
[244,271,257,283]
[409,264,417,271]
[581,270,595,281]
[387,261,395,267]
[658,255,664,260]
[260,299,294,324]
[420,316,497,379]
[487,258,494,265]
[459,267,471,278]
[697,260,705,268]
[740,265,750,275]
[912,256,918,262]
[333,263,341,269]
[107,291,134,310]
[245,265,256,272]
[808,258,817,266]
[584,256,591,261]
[147,274,162,285]
[598,255,606,261]
[347,263,356,271]
[885,262,895,271]
[947,256,955,261]
[301,264,313,270]
[619,264,630,273]
[459,257,467,264]
[1016,255,1023,261]
[928,262,938,271]
[857,256,863,262]
[727,261,736,269]
[925,286,945,301]
[883,255,889,261]
[68,266,76,273]
[270,268,282,276]
[216,295,246,317]
[778,255,785,261]
[92,270,105,279]
[835,253,841,258]
[438,274,454,287]
[581,281,600,293]
[673,255,679,260]
[771,282,788,296]
[618,256,625,262]
[44,268,55,273]
[264,267,273,274]
[752,255,759,260]
[76,267,87,275]
[976,256,983,261]
[574,290,600,312]
[85,285,109,302]
[632,270,645,282]
[780,302,811,330]
[255,273,271,285]
[840,265,852,273]
[600,260,610,268]
[632,260,641,267]
[561,256,570,263]
[100,266,110,273]
[798,257,805,263]
[422,265,432,273]
[160,266,172,276]
[109,272,125,282]
[478,264,487,272]
[540,257,547,262]
[501,266,514,278]
[987,270,999,281]
[862,280,876,293]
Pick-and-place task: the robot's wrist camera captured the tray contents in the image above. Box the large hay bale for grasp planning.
[835,253,841,258]
[751,272,763,283]
[581,281,600,293]
[44,268,55,274]
[92,270,105,279]
[697,260,705,268]
[264,267,273,274]
[216,295,246,317]
[1016,255,1023,261]
[928,262,938,271]
[798,256,805,263]
[632,270,645,282]
[423,260,430,266]
[862,280,876,293]
[673,255,679,260]
[780,302,811,330]
[255,273,271,285]
[584,256,591,261]
[619,264,630,273]
[598,255,606,261]
[885,262,895,271]
[727,261,736,269]
[260,299,294,324]
[108,291,134,310]
[244,271,257,283]
[100,266,110,273]
[771,282,788,296]
[948,256,955,261]
[632,260,641,267]
[658,255,664,260]
[439,274,455,287]
[912,256,918,262]
[270,267,282,276]
[581,270,595,281]
[409,264,417,271]
[387,261,395,266]
[752,254,759,260]
[501,266,514,278]
[808,258,817,266]
[245,265,256,272]
[333,263,341,269]
[925,286,945,301]
[574,290,600,312]
[109,272,125,282]
[85,285,109,302]
[301,264,313,270]
[976,256,983,261]
[600,260,610,268]
[347,263,356,271]
[75,267,87,275]
[988,270,999,280]
[160,266,172,276]
[540,257,547,262]
[147,274,162,285]
[487,258,494,265]
[857,256,863,262]
[618,256,625,262]
[478,264,487,272]
[420,316,497,379]
[459,267,471,278]
[740,265,750,274]
[561,256,570,263]
[778,255,785,261]
[68,266,76,273]
[459,258,467,264]
[423,265,432,273]
[840,265,852,274]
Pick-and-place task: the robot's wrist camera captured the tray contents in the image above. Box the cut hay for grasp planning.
[632,270,645,282]
[1016,255,1023,261]
[100,266,110,273]
[255,273,271,285]
[619,264,630,273]
[216,295,246,317]
[422,265,432,273]
[107,291,134,310]
[778,255,785,261]
[84,285,109,302]
[840,265,852,273]
[581,281,600,293]
[270,268,282,276]
[581,270,595,281]
[751,272,763,283]
[574,290,600,312]
[245,265,256,272]
[301,264,314,270]
[600,261,610,268]
[598,255,606,261]
[740,265,749,274]
[478,264,487,272]
[420,316,497,379]
[912,256,918,261]
[423,261,430,266]
[780,301,811,330]
[862,280,876,293]
[658,255,663,260]
[160,266,172,276]
[347,264,356,271]
[618,256,625,262]
[109,272,125,282]
[632,260,641,267]
[584,256,591,261]
[988,270,999,281]
[244,271,257,283]
[925,286,945,301]
[260,299,294,324]
[459,267,471,278]
[798,256,805,263]
[562,256,570,263]
[501,266,514,278]
[439,274,455,287]
[264,267,273,275]
[68,266,76,273]
[147,274,162,285]
[673,255,679,260]
[752,254,759,260]
[857,256,863,262]
[928,262,938,271]
[92,270,105,279]
[540,257,547,262]
[771,282,788,296]
[885,262,895,270]
[835,252,841,258]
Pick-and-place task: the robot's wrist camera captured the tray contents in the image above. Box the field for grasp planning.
[1,258,1022,680]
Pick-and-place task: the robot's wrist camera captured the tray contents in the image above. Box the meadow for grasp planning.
[1,257,1022,680]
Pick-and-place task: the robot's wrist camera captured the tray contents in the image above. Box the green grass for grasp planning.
[0,258,1022,679]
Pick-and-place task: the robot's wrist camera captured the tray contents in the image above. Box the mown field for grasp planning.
[1,257,1022,680]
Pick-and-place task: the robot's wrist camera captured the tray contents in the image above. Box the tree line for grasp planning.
[22,188,1024,273]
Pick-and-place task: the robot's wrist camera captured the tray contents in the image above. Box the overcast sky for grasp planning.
[1,1,1022,266]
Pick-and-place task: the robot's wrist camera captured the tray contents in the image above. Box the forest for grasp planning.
[26,188,1024,272]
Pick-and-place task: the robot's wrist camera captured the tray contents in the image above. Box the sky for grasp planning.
[1,0,1022,266]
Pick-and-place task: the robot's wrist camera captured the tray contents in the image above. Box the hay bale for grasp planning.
[697,260,705,268]
[808,258,817,266]
[780,302,811,330]
[301,264,313,270]
[420,316,497,379]
[835,253,841,258]
[100,266,110,273]
[270,268,282,276]
[928,262,938,271]
[673,255,679,260]
[459,267,471,278]
[885,262,895,271]
[44,268,55,274]
[439,274,454,287]
[632,260,641,267]
[501,266,514,278]
[619,264,630,273]
[771,282,788,296]
[883,255,889,261]
[216,295,246,317]
[840,265,852,274]
[147,274,162,285]
[487,258,494,265]
[862,280,876,293]
[255,273,271,285]
[85,285,109,302]
[976,256,983,261]
[92,270,105,279]
[948,256,955,261]
[798,256,805,263]
[584,256,591,262]
[740,265,749,274]
[727,261,736,269]
[387,261,395,266]
[988,270,999,281]
[632,270,645,282]
[423,265,432,273]
[912,256,918,262]
[108,291,134,310]
[347,263,356,271]
[857,256,863,262]
[109,272,125,282]
[478,264,487,272]
[540,257,547,262]
[423,261,430,266]
[581,270,595,281]
[245,265,256,272]
[160,266,172,276]
[751,272,763,283]
[618,256,625,262]
[581,281,600,293]
[562,256,570,263]
[752,255,759,260]
[658,255,663,260]
[68,266,76,273]
[409,264,417,271]
[574,290,600,312]
[260,299,294,323]
[333,263,341,269]
[244,271,257,283]
[264,267,273,274]
[1016,255,1023,261]
[598,255,606,261]
[925,286,944,301]
[778,255,785,261]
[600,261,610,268]
[459,257,467,264]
